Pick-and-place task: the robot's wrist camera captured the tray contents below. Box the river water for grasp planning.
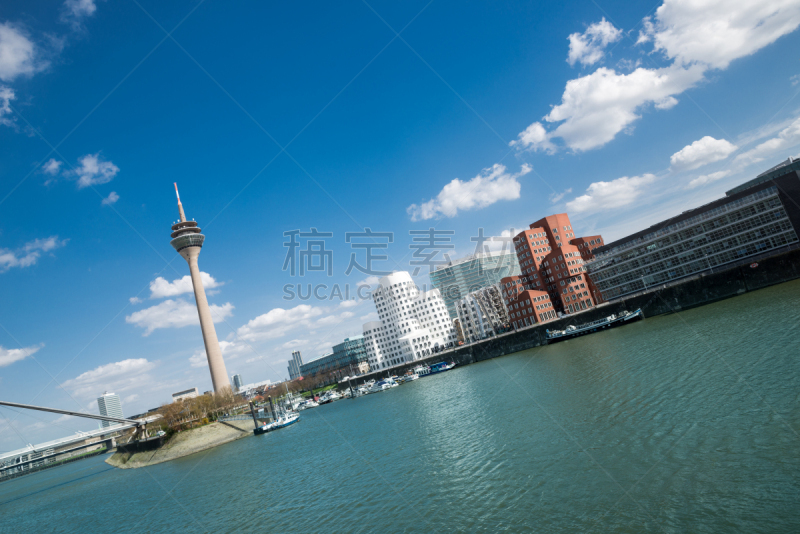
[2,281,800,533]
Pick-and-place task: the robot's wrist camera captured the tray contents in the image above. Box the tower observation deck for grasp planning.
[170,184,230,393]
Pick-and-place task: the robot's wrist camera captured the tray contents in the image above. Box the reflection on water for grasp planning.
[2,280,800,533]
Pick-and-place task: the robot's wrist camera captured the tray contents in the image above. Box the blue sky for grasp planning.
[1,0,800,448]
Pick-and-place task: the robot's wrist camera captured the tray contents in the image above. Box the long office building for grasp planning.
[97,392,123,429]
[287,350,303,380]
[429,251,520,319]
[363,271,457,370]
[299,336,369,377]
[587,158,800,300]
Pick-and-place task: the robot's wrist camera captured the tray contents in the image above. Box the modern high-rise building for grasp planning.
[429,251,520,319]
[287,350,303,380]
[97,392,123,429]
[587,158,800,300]
[170,184,230,393]
[501,213,605,328]
[362,271,457,370]
[232,374,243,391]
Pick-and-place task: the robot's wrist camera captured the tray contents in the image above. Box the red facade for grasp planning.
[501,213,605,328]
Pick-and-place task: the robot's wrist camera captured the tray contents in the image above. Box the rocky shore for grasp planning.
[106,420,255,469]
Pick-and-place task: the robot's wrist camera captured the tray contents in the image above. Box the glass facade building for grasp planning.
[287,350,303,380]
[300,336,368,377]
[429,252,520,320]
[587,166,800,301]
[97,392,123,429]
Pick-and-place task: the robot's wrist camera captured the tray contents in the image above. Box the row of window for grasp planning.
[593,186,779,259]
[593,216,795,291]
[598,230,798,298]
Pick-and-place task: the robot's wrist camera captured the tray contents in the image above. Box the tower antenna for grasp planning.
[174,183,187,222]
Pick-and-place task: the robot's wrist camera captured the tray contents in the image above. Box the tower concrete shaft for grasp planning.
[170,184,230,393]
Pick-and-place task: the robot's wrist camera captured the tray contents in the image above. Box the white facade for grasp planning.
[362,271,457,370]
[172,387,200,402]
[454,284,509,342]
[97,392,123,429]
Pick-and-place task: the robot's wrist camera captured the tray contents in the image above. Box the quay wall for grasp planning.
[344,247,800,386]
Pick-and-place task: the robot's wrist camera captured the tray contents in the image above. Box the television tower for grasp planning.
[170,183,230,393]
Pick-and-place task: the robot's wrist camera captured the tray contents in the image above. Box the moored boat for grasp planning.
[545,308,644,344]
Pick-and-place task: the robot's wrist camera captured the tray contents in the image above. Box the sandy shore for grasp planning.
[106,420,256,469]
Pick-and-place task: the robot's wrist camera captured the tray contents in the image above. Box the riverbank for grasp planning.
[344,246,800,387]
[105,420,254,469]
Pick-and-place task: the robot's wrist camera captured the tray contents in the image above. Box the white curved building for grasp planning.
[362,272,457,371]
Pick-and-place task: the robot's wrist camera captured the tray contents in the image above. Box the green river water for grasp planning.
[2,280,799,533]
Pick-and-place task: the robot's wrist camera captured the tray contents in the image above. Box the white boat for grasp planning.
[319,390,342,404]
[401,373,419,382]
[412,365,431,377]
[297,399,319,410]
[369,380,391,393]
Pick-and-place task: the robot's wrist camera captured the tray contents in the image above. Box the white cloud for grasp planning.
[566,174,657,214]
[62,358,156,400]
[0,22,45,82]
[735,116,800,165]
[316,311,354,326]
[129,296,142,304]
[149,272,221,299]
[73,153,119,189]
[338,300,358,309]
[101,191,119,206]
[407,164,531,221]
[360,311,378,322]
[542,64,706,152]
[687,170,731,189]
[191,340,253,368]
[0,235,68,272]
[670,136,738,171]
[125,298,234,336]
[189,350,208,368]
[0,343,42,368]
[792,74,800,87]
[0,84,15,127]
[642,0,800,70]
[509,122,555,153]
[567,18,622,67]
[357,275,380,287]
[515,0,800,153]
[281,339,308,349]
[61,0,98,29]
[42,158,62,175]
[236,305,324,342]
[549,188,573,204]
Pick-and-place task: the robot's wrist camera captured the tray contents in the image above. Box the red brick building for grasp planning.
[501,213,605,328]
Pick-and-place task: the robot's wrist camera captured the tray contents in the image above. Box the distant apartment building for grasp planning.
[300,336,369,378]
[287,350,303,380]
[363,271,457,370]
[430,251,520,319]
[588,158,800,301]
[97,392,123,429]
[454,284,509,342]
[232,374,243,391]
[501,213,606,328]
[172,387,199,402]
